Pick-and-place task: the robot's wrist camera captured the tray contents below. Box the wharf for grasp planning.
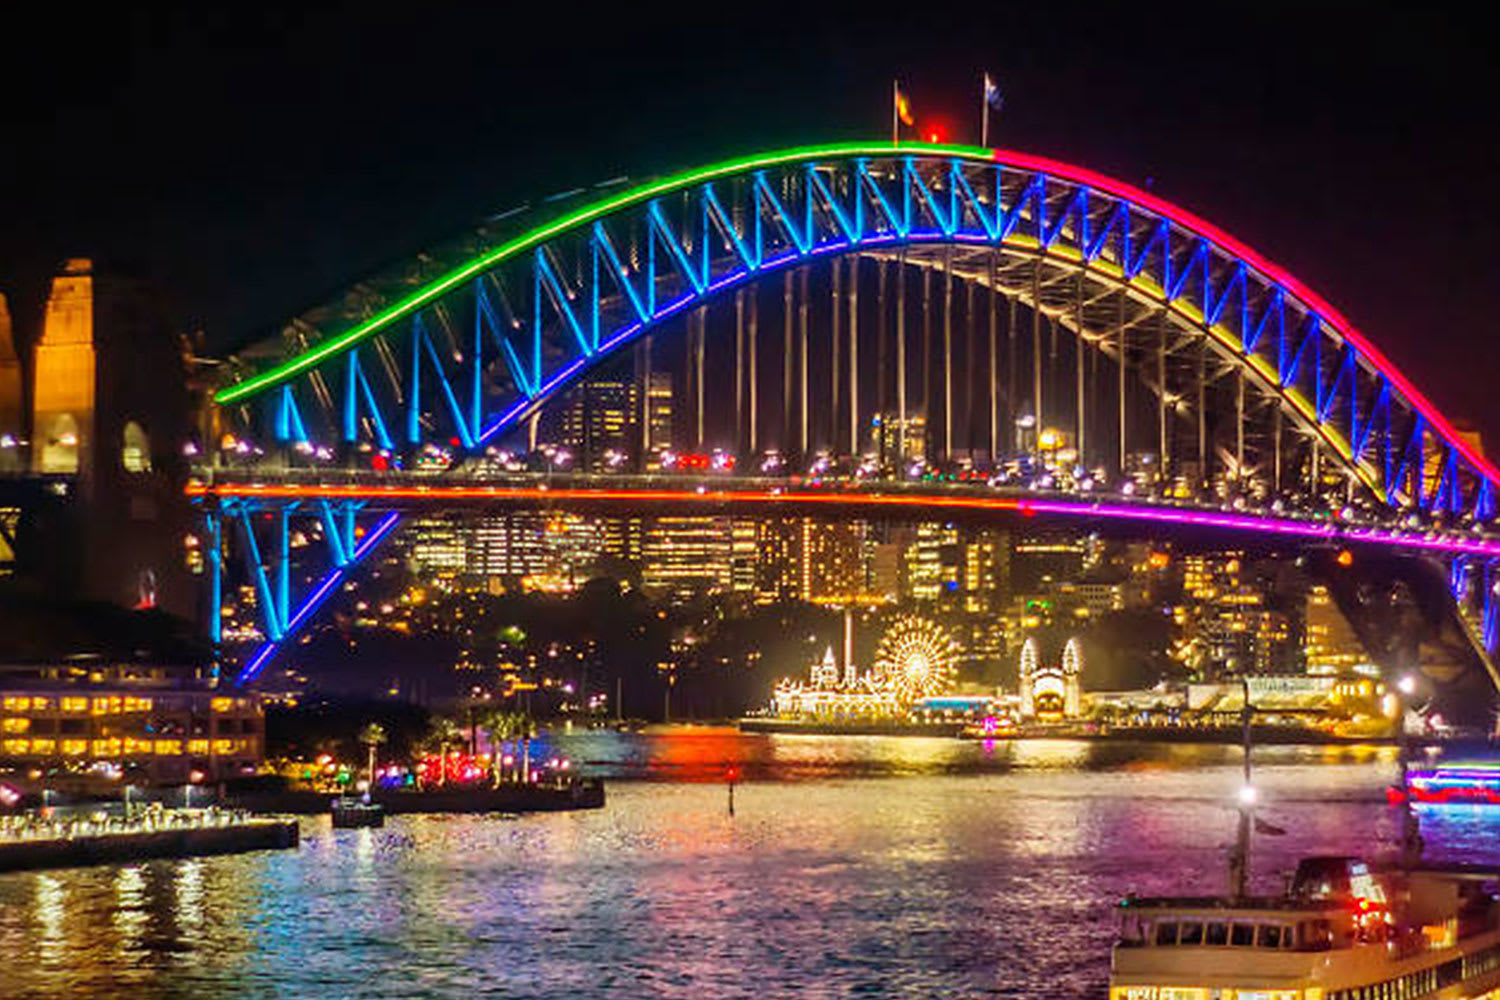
[227,777,606,815]
[738,718,966,737]
[0,810,299,874]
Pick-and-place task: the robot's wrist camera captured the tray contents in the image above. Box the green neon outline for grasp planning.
[215,141,992,404]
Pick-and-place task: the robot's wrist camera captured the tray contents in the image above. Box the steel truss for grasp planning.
[200,143,1500,682]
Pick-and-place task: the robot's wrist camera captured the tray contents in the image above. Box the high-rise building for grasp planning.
[730,520,759,596]
[1174,552,1297,677]
[905,523,960,602]
[801,520,865,604]
[867,538,904,604]
[754,518,803,604]
[646,371,673,454]
[641,516,733,602]
[960,528,1010,614]
[872,412,927,464]
[551,371,673,469]
[406,516,469,586]
[559,378,637,470]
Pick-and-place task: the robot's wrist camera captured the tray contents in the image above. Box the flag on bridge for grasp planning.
[984,73,1004,111]
[893,81,915,142]
[982,73,1004,147]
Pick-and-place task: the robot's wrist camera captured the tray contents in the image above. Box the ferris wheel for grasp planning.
[871,615,959,704]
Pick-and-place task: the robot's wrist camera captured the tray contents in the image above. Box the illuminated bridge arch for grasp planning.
[202,142,1500,683]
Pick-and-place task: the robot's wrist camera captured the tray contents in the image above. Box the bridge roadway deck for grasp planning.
[187,469,1500,560]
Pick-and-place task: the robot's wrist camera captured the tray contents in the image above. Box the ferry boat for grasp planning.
[1110,683,1500,999]
[1388,764,1500,807]
[330,795,384,829]
[1110,856,1500,999]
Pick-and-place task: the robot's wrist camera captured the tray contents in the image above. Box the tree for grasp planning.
[512,713,538,783]
[357,722,387,792]
[479,709,539,784]
[477,707,518,786]
[420,717,465,787]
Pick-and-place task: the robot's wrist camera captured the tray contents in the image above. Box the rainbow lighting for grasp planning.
[210,141,1500,492]
[201,140,1500,681]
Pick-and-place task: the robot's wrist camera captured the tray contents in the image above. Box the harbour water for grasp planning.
[2,730,1497,999]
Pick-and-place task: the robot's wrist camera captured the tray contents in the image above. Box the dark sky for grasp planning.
[4,3,1498,442]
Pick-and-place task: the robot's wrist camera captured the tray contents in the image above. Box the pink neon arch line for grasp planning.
[986,147,1500,487]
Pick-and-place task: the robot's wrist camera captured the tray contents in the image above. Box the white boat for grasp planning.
[1110,856,1500,999]
[1110,679,1500,999]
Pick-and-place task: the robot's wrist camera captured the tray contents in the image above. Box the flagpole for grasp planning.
[892,79,899,145]
[981,74,989,148]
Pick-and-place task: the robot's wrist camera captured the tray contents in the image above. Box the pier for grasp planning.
[0,808,299,873]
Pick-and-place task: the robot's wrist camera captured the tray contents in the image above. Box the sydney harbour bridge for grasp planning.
[191,142,1500,714]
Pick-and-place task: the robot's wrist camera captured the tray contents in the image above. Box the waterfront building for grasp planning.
[1304,583,1370,675]
[0,661,263,782]
[1018,635,1084,719]
[1174,551,1297,678]
[771,615,959,719]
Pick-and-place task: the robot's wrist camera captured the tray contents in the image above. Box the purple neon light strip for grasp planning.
[1024,496,1500,557]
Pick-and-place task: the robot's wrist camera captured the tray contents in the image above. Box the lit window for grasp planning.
[122,421,151,473]
[61,739,87,756]
[1,739,29,754]
[30,739,54,755]
[61,697,87,714]
[188,739,209,755]
[1,718,29,734]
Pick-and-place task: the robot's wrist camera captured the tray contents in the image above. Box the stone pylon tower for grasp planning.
[17,259,195,617]
[0,293,22,472]
[31,260,98,478]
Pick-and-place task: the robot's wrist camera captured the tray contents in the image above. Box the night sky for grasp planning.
[4,4,1498,444]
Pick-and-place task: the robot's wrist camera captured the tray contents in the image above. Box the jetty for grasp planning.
[0,808,299,874]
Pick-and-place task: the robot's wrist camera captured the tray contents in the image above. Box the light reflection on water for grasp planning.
[0,732,1495,999]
